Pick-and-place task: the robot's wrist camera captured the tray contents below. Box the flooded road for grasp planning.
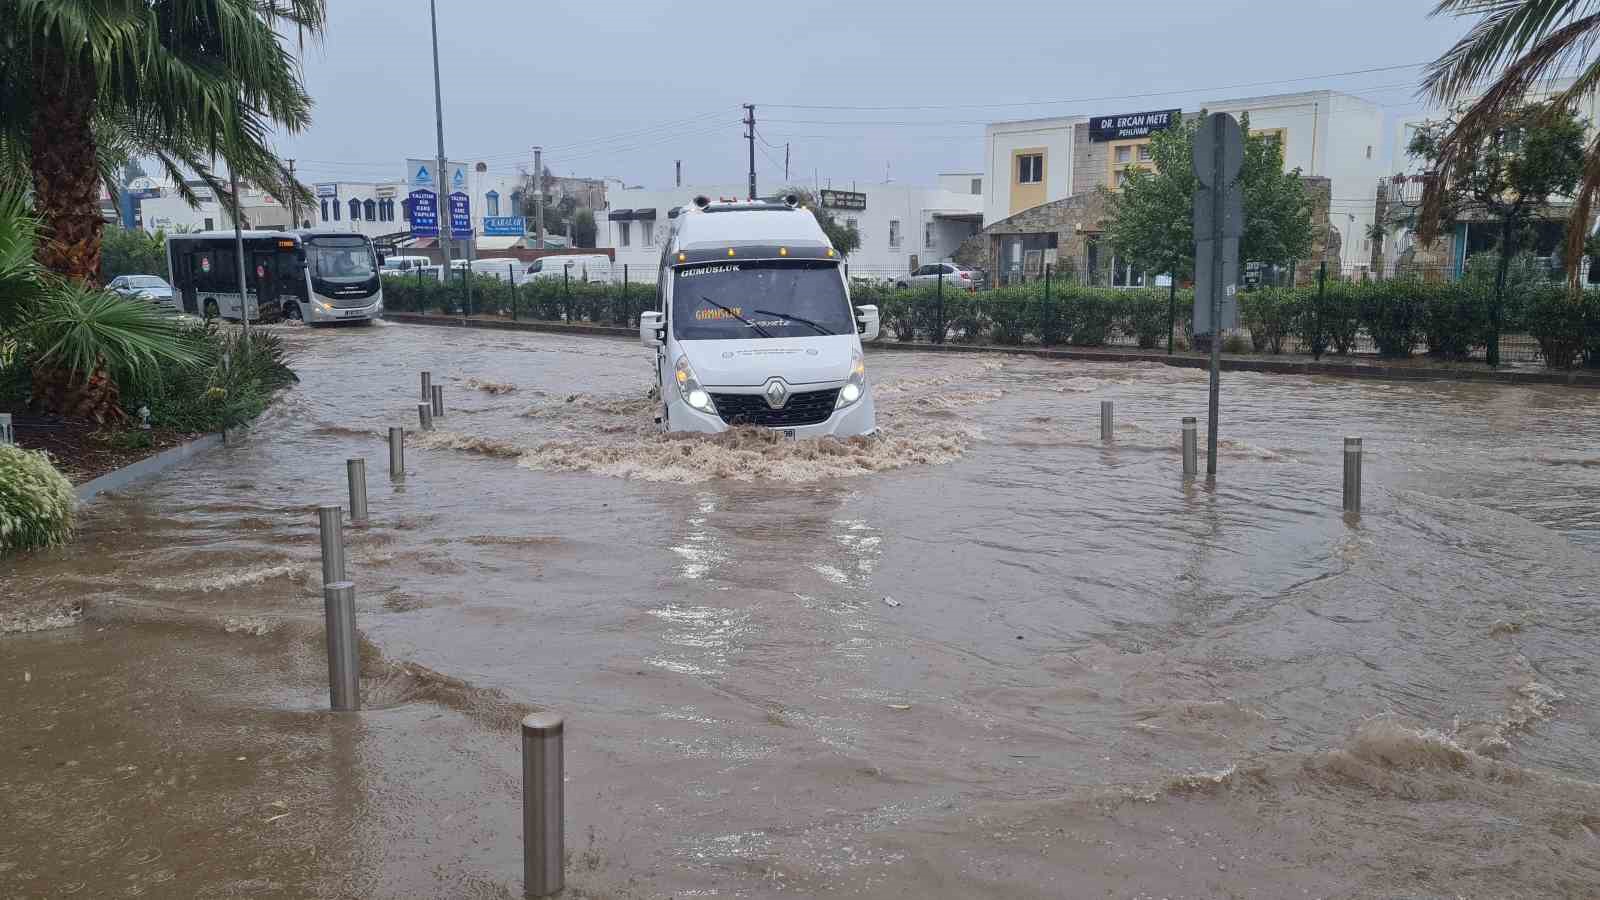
[5,321,1600,897]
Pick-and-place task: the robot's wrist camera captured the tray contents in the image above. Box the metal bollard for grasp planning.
[431,384,444,418]
[1343,436,1363,515]
[0,412,12,445]
[522,712,565,898]
[1100,401,1113,442]
[317,504,346,586]
[322,581,361,711]
[1182,417,1197,477]
[418,402,433,432]
[389,427,405,478]
[421,370,432,401]
[346,458,369,526]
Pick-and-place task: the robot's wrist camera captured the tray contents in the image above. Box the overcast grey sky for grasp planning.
[279,0,1472,191]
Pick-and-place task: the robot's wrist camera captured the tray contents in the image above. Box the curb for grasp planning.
[76,432,226,504]
[383,314,1600,389]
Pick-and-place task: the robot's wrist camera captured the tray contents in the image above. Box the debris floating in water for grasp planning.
[882,596,902,608]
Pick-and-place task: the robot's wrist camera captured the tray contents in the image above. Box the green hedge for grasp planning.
[115,322,299,431]
[0,443,75,555]
[382,274,656,325]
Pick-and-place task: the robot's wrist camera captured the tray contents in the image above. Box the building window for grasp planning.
[1108,140,1156,188]
[924,221,936,249]
[619,221,630,247]
[1017,154,1043,184]
[485,191,500,217]
[320,199,329,221]
[889,219,901,248]
[641,221,654,246]
[1115,146,1132,164]
[1366,145,1374,159]
[347,198,359,220]
[204,217,214,230]
[1252,128,1287,148]
[363,199,376,221]
[1137,144,1152,162]
[970,177,982,195]
[332,201,339,221]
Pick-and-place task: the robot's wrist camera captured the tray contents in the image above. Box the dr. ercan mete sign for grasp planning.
[1089,109,1180,142]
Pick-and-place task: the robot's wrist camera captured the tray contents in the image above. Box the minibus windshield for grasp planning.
[673,260,851,340]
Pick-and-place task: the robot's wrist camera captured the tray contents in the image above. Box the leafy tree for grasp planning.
[101,226,168,281]
[1101,111,1313,282]
[571,209,597,248]
[785,188,862,257]
[1408,101,1585,365]
[0,0,324,283]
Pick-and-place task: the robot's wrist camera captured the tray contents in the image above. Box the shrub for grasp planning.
[1421,281,1488,360]
[1125,290,1170,349]
[1036,288,1069,346]
[1299,282,1360,355]
[1356,280,1424,358]
[0,443,75,555]
[1524,287,1589,369]
[983,293,1032,345]
[1240,288,1299,354]
[1065,288,1115,346]
[942,292,986,343]
[116,322,297,432]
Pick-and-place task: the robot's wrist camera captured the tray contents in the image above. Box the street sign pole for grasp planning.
[1207,114,1224,477]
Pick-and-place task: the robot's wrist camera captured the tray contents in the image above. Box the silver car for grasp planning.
[896,263,979,291]
[108,274,176,307]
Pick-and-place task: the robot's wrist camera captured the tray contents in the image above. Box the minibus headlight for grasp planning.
[674,355,715,412]
[836,348,867,409]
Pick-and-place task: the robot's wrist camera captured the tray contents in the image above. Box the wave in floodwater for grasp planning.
[465,377,518,395]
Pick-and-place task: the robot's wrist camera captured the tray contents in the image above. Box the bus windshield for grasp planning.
[306,236,376,283]
[673,260,850,340]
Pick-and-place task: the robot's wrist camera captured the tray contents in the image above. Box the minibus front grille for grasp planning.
[711,389,839,428]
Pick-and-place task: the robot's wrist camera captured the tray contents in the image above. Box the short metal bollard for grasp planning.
[389,427,405,478]
[322,581,360,711]
[431,384,444,418]
[1182,417,1198,478]
[0,412,12,445]
[421,370,432,401]
[522,712,565,898]
[317,504,346,586]
[1343,436,1363,515]
[346,458,369,526]
[1100,401,1113,442]
[418,402,433,432]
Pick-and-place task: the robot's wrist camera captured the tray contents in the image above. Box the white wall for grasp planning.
[938,172,983,195]
[597,182,982,281]
[308,181,407,238]
[982,116,1079,225]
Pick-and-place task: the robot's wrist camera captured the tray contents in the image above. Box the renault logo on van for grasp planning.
[763,378,790,409]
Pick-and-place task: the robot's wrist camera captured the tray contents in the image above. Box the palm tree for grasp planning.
[1418,0,1600,280]
[0,0,324,283]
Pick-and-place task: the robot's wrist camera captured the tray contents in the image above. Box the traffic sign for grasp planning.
[1192,112,1243,188]
[1193,237,1240,334]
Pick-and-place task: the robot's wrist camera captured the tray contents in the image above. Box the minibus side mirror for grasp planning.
[376,252,386,265]
[639,311,665,348]
[855,305,880,342]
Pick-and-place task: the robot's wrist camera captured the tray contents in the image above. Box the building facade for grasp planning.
[596,182,983,282]
[981,90,1386,283]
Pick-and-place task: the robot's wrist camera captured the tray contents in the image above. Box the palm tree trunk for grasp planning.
[29,43,103,285]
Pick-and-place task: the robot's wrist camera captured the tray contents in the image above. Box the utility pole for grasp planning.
[286,159,298,229]
[675,159,682,188]
[428,0,452,275]
[533,145,545,249]
[784,143,790,182]
[743,103,756,201]
[228,165,250,334]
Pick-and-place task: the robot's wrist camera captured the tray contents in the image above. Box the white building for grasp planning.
[597,181,983,282]
[982,90,1386,272]
[139,181,295,233]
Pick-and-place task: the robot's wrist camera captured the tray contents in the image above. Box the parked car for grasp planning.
[108,274,176,306]
[896,263,979,291]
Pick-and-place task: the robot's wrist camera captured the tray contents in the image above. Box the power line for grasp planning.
[760,62,1427,111]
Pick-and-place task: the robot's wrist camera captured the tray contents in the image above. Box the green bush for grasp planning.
[1240,288,1300,354]
[1421,280,1489,359]
[1064,287,1115,346]
[1524,287,1589,369]
[983,292,1032,345]
[0,443,75,555]
[1355,280,1424,358]
[100,226,169,282]
[116,322,298,432]
[1125,290,1171,349]
[1298,282,1360,356]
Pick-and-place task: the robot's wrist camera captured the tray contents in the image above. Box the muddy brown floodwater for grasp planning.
[4,321,1600,898]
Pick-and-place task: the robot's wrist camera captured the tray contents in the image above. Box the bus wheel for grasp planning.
[204,299,220,320]
[283,302,302,321]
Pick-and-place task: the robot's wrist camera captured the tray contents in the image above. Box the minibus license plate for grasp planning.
[781,429,796,440]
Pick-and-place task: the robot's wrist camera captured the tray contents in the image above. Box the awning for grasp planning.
[474,235,522,251]
[632,207,657,220]
[606,209,634,221]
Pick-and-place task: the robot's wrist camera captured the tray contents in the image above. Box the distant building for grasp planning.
[139,180,294,233]
[979,90,1385,284]
[597,182,983,281]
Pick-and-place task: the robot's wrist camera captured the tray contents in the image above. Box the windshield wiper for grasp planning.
[700,296,772,338]
[752,309,835,336]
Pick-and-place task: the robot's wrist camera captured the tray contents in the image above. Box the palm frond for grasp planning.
[1424,0,1595,102]
[24,282,202,376]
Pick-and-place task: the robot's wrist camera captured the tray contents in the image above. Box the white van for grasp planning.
[381,255,434,274]
[470,257,530,283]
[639,195,880,438]
[525,254,612,283]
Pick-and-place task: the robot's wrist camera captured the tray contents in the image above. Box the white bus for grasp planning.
[165,230,385,325]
